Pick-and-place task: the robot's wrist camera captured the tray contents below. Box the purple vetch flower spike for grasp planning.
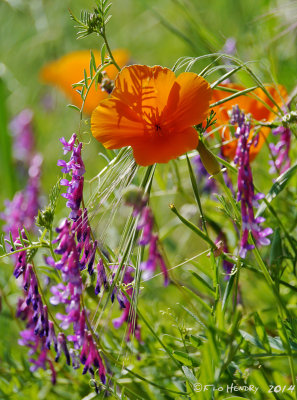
[80,332,106,383]
[137,207,154,246]
[111,266,143,342]
[9,109,35,164]
[140,234,169,286]
[231,105,273,257]
[269,126,291,174]
[192,154,217,195]
[58,136,85,221]
[223,37,236,56]
[1,154,42,241]
[123,187,169,286]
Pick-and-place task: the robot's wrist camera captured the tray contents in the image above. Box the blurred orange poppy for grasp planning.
[40,49,130,114]
[211,83,288,161]
[91,65,212,166]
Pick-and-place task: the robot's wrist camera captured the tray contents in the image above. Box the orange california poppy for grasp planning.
[40,49,130,115]
[211,83,288,161]
[91,65,212,166]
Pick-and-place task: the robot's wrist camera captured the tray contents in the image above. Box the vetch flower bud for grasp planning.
[196,140,221,176]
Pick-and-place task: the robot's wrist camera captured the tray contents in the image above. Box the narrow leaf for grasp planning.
[256,163,297,217]
[101,43,106,65]
[254,312,271,353]
[182,366,197,384]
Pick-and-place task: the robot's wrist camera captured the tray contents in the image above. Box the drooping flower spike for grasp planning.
[269,126,291,174]
[231,105,273,258]
[40,49,130,114]
[211,83,288,161]
[91,65,212,166]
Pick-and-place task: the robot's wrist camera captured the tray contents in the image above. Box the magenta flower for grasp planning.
[269,126,291,174]
[58,134,86,221]
[231,105,273,258]
[9,109,35,164]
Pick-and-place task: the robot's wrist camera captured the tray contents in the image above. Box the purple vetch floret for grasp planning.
[55,332,71,365]
[58,134,86,221]
[60,134,77,154]
[95,259,108,295]
[140,234,169,286]
[46,321,58,352]
[137,207,154,246]
[134,203,169,285]
[80,332,106,383]
[111,266,142,343]
[269,126,291,174]
[231,105,273,258]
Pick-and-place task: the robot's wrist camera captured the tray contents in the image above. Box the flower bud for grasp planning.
[196,140,221,176]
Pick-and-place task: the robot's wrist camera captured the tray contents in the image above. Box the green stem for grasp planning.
[80,62,112,116]
[101,29,121,72]
[122,288,181,369]
[186,154,208,233]
[215,171,240,222]
[169,204,216,249]
[251,238,288,320]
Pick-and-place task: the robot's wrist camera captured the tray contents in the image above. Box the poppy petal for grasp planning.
[112,65,177,116]
[40,49,130,114]
[131,127,198,166]
[163,73,212,129]
[91,98,145,148]
[91,65,210,165]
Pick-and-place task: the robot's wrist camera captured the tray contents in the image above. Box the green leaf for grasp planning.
[103,3,112,16]
[256,163,297,217]
[239,330,266,350]
[254,312,271,353]
[190,335,203,348]
[190,271,214,293]
[222,273,236,311]
[182,286,212,313]
[269,228,283,266]
[90,50,96,71]
[180,305,206,328]
[83,68,88,88]
[224,398,250,400]
[182,366,197,384]
[67,104,80,112]
[173,351,199,367]
[101,43,106,65]
[277,316,291,353]
[240,329,285,352]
